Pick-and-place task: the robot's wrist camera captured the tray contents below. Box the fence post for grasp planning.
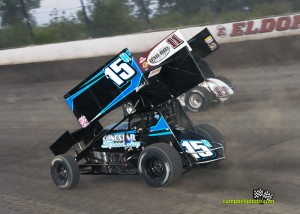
[20,0,35,44]
[80,0,92,38]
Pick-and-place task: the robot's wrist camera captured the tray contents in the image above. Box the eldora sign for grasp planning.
[216,14,300,38]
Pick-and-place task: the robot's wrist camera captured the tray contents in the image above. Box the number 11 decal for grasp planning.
[181,140,214,159]
[166,34,184,49]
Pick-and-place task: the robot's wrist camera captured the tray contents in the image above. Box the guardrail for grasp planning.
[0,14,299,66]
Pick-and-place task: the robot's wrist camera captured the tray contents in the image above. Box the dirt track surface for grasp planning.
[1,55,300,212]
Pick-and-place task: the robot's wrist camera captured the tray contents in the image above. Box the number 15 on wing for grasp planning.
[181,140,214,159]
[105,56,136,87]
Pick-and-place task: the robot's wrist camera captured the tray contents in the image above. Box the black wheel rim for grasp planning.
[145,157,165,179]
[53,162,68,185]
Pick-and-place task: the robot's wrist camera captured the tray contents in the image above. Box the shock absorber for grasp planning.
[100,152,108,164]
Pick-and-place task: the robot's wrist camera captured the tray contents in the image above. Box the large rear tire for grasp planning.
[138,143,182,187]
[185,87,212,112]
[51,154,80,190]
[215,76,233,88]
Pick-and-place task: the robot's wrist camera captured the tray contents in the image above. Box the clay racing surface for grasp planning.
[0,37,300,213]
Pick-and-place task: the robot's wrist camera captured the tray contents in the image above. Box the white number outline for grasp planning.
[104,58,136,87]
[181,140,214,159]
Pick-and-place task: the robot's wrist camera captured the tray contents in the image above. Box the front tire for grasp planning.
[185,87,212,112]
[51,154,80,190]
[138,143,182,187]
[195,124,225,167]
[196,124,224,147]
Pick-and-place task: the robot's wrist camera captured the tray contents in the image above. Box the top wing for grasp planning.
[128,29,218,110]
[63,28,219,126]
[64,49,144,128]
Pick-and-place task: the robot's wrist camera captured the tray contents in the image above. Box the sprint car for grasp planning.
[50,28,226,189]
[122,34,235,115]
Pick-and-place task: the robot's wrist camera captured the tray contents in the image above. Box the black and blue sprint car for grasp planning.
[50,28,226,189]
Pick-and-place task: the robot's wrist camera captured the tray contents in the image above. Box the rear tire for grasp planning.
[185,87,212,112]
[215,76,232,88]
[138,143,182,187]
[51,154,80,190]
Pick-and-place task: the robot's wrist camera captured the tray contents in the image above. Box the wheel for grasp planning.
[122,102,136,117]
[196,124,224,146]
[195,124,225,167]
[215,76,233,87]
[138,143,182,187]
[51,154,80,190]
[185,87,212,112]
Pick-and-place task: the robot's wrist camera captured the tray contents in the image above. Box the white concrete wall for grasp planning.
[0,13,299,66]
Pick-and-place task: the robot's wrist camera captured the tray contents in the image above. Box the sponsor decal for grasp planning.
[213,85,230,97]
[148,46,170,64]
[144,30,191,68]
[139,57,146,64]
[78,115,89,128]
[204,35,218,51]
[153,112,160,120]
[148,67,162,78]
[142,61,148,69]
[101,133,141,149]
[120,52,131,63]
[135,82,147,92]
